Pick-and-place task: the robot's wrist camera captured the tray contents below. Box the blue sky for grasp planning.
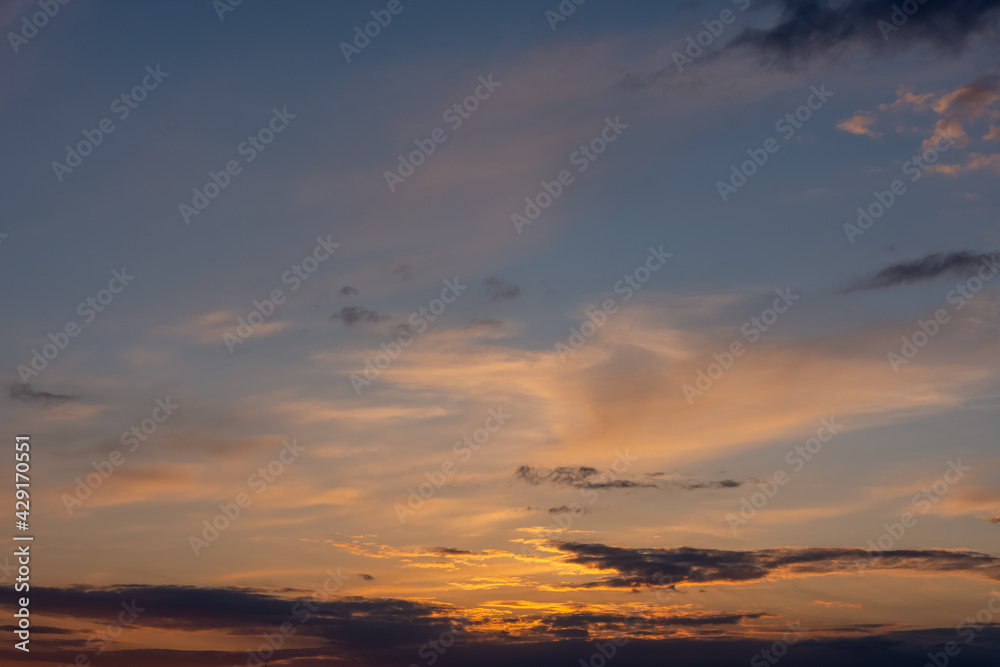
[2,1,1000,666]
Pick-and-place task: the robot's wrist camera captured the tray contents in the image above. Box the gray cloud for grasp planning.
[339,286,359,296]
[732,0,1000,66]
[845,251,997,291]
[8,382,76,406]
[331,306,390,326]
[485,277,521,301]
[514,466,744,491]
[430,547,475,556]
[554,542,1000,589]
[548,505,590,515]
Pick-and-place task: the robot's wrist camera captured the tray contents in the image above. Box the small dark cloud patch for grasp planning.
[331,306,390,326]
[730,0,1000,67]
[339,286,359,296]
[9,382,76,406]
[394,264,414,279]
[988,517,1000,524]
[548,505,586,515]
[359,574,375,581]
[845,251,997,291]
[0,624,74,635]
[431,547,475,556]
[485,277,521,301]
[515,465,745,491]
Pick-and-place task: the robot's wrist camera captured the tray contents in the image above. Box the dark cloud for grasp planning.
[989,517,1000,524]
[0,584,463,651]
[331,306,390,326]
[514,465,744,491]
[731,0,1000,66]
[831,623,896,633]
[339,286,360,296]
[431,547,475,556]
[547,505,590,515]
[845,251,998,291]
[485,277,521,301]
[1,584,999,666]
[554,542,1000,588]
[540,610,772,630]
[394,263,414,278]
[3,626,996,667]
[360,574,375,581]
[8,382,76,406]
[0,624,74,634]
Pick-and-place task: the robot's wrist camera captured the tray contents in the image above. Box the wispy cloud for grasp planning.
[485,277,521,301]
[331,306,390,326]
[845,251,997,291]
[8,382,76,406]
[514,465,744,491]
[837,111,881,138]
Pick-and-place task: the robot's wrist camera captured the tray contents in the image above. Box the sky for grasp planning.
[1,0,1000,665]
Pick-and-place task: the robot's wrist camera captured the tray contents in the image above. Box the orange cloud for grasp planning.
[837,111,880,138]
[927,152,1000,175]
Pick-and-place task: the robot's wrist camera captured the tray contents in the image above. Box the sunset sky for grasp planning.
[2,1,1000,665]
